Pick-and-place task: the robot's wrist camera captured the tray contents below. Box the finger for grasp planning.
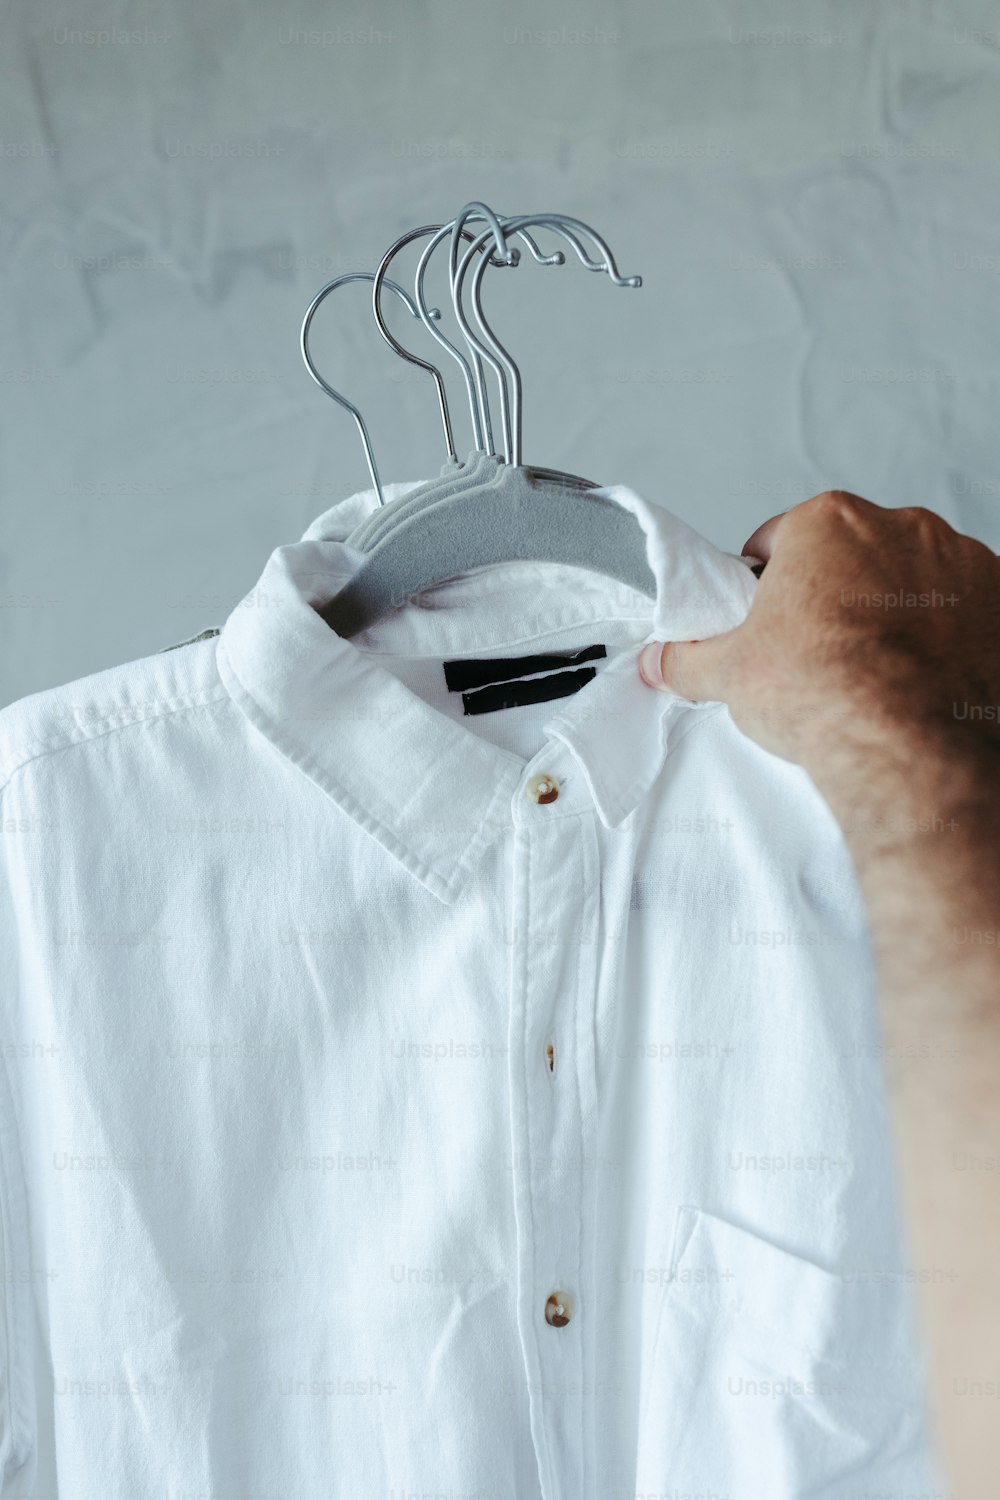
[638,631,738,703]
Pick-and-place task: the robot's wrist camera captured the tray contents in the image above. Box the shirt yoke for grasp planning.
[0,636,232,796]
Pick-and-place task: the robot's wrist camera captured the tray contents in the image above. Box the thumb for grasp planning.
[638,630,738,704]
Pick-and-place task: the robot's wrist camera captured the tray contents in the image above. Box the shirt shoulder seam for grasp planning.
[156,626,222,653]
[0,684,234,799]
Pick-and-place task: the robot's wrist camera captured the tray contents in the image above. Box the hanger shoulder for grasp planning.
[347,452,496,552]
[321,469,655,638]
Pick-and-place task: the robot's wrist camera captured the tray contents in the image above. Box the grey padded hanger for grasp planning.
[320,455,656,638]
[317,205,656,637]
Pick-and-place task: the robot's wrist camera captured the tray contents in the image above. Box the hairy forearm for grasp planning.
[808,725,1000,1495]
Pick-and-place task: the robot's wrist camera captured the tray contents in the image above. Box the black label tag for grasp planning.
[443,643,607,694]
[461,665,598,716]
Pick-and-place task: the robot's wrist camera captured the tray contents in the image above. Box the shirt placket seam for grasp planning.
[574,813,602,1499]
[510,817,553,1500]
[534,809,592,1500]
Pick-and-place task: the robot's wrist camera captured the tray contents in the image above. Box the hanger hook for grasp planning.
[300,271,441,508]
[470,216,641,452]
[470,213,641,466]
[450,201,517,270]
[453,213,642,468]
[371,224,511,465]
[531,215,642,289]
[441,212,634,456]
[413,211,564,455]
[448,205,568,454]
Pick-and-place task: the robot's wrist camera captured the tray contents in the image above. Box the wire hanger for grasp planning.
[303,202,657,638]
[430,207,632,475]
[317,206,656,636]
[454,215,641,471]
[346,211,604,572]
[369,217,537,467]
[406,204,565,460]
[347,211,568,558]
[300,271,443,508]
[300,221,535,554]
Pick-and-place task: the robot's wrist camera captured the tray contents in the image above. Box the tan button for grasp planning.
[544,1291,573,1327]
[526,774,559,805]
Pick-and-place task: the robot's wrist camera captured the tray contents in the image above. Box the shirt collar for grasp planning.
[216,479,757,904]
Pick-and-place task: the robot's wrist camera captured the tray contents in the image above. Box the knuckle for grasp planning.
[786,489,870,538]
[896,504,954,548]
[812,489,868,516]
[897,504,939,527]
[827,495,869,519]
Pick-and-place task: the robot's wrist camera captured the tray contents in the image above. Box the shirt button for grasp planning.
[544,1291,573,1327]
[526,774,560,805]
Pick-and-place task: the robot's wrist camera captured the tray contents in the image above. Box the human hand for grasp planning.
[638,490,1000,801]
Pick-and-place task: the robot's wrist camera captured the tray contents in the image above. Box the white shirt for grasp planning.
[0,480,942,1498]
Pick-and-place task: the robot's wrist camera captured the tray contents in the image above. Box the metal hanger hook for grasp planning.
[300,271,441,508]
[371,224,516,465]
[448,212,641,456]
[414,213,564,455]
[449,201,518,272]
[453,213,642,468]
[533,215,642,288]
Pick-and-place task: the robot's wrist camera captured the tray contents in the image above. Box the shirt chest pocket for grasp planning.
[635,1206,938,1497]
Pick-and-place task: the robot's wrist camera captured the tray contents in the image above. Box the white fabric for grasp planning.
[0,480,941,1497]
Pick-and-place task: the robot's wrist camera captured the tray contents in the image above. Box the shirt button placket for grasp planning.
[508,758,600,1500]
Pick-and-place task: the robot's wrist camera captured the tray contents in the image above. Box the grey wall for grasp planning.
[3,0,1000,706]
